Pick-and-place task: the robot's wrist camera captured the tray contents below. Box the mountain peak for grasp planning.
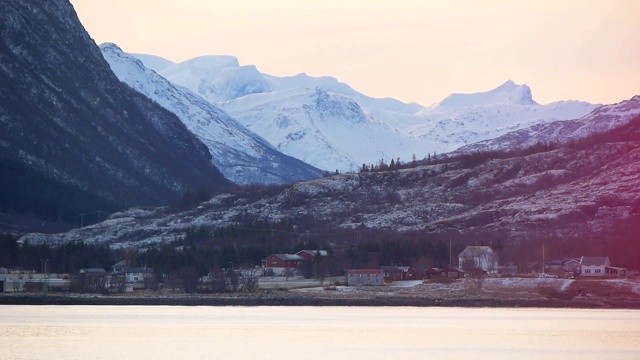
[99,42,123,53]
[180,55,239,70]
[438,80,537,108]
[497,79,517,89]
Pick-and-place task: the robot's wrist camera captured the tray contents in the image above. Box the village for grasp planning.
[1,245,636,307]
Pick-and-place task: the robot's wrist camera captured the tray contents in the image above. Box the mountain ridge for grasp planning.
[134,52,599,172]
[100,43,323,185]
[437,80,537,108]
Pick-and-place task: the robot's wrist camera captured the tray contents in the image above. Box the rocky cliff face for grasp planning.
[0,2,232,211]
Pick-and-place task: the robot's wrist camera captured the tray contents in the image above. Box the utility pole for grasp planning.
[542,243,545,275]
[96,210,110,223]
[449,238,452,267]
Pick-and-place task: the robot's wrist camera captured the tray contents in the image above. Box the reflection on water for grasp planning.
[0,306,638,359]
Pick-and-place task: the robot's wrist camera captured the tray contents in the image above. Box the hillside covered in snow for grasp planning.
[135,53,598,172]
[22,113,640,271]
[101,43,322,185]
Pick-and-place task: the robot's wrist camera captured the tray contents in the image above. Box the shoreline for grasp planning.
[1,292,638,309]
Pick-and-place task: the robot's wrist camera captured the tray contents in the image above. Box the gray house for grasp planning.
[347,269,384,286]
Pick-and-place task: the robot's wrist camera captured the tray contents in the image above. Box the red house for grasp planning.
[380,266,412,282]
[436,267,466,279]
[261,254,304,276]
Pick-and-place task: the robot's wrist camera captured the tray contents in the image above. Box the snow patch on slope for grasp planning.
[101,43,322,184]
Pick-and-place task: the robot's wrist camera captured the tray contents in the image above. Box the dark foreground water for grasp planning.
[0,305,638,359]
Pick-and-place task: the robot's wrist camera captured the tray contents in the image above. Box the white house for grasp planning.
[111,261,154,291]
[125,268,154,287]
[580,256,626,277]
[458,246,498,274]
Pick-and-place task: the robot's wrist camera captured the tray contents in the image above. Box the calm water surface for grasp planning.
[0,305,638,359]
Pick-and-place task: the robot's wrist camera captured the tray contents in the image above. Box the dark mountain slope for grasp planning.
[0,1,232,231]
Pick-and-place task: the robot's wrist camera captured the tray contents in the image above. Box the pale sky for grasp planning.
[70,0,639,106]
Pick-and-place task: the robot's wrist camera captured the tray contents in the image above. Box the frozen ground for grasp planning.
[288,277,640,302]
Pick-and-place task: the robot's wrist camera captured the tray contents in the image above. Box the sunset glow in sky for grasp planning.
[70,0,639,106]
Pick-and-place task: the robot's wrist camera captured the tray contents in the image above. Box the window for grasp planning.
[584,269,591,273]
[594,269,601,274]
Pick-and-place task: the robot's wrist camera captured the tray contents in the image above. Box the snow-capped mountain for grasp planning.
[153,55,271,103]
[402,81,598,150]
[457,95,640,153]
[101,44,322,185]
[136,54,598,172]
[222,87,420,171]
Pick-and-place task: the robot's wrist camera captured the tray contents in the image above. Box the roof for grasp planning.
[263,254,304,261]
[605,266,626,271]
[80,268,106,273]
[380,266,410,272]
[459,246,493,258]
[437,267,465,273]
[563,258,580,264]
[112,260,126,267]
[296,250,328,257]
[126,268,154,274]
[580,256,610,266]
[347,269,384,275]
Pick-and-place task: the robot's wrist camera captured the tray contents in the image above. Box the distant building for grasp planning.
[295,250,328,261]
[111,261,154,291]
[545,258,580,274]
[458,246,498,274]
[562,258,581,274]
[436,267,466,279]
[112,260,126,274]
[424,268,440,280]
[580,256,609,277]
[347,269,384,286]
[261,254,304,276]
[380,266,412,282]
[261,250,329,276]
[579,256,626,277]
[79,268,106,275]
[125,268,155,290]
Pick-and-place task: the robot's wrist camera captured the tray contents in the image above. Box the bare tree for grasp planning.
[110,274,127,294]
[144,273,159,292]
[283,267,295,280]
[227,269,239,292]
[164,272,182,293]
[239,268,259,293]
[209,268,227,293]
[460,256,487,290]
[180,266,199,293]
